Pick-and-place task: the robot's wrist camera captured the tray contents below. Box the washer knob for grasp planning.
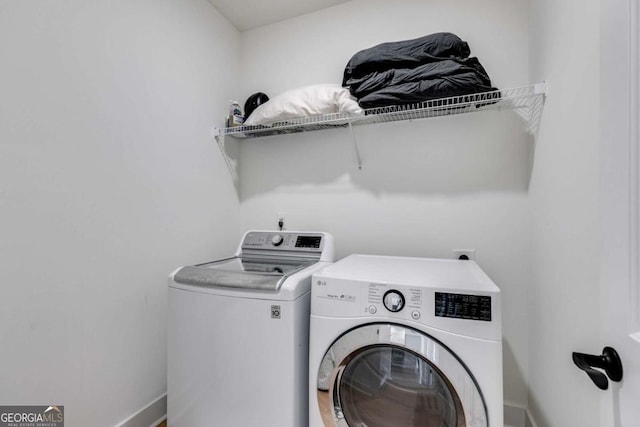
[271,234,284,246]
[383,290,405,312]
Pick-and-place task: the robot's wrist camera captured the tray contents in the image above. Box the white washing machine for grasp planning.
[168,230,334,427]
[309,254,502,427]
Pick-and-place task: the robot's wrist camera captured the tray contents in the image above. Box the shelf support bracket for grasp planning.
[348,121,362,170]
[213,128,238,182]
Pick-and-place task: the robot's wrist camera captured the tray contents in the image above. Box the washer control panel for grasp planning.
[271,234,284,246]
[242,231,324,252]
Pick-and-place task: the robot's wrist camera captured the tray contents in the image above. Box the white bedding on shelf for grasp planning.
[243,84,363,127]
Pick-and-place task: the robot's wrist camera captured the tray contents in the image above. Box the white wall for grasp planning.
[238,0,532,406]
[528,0,602,426]
[0,1,240,425]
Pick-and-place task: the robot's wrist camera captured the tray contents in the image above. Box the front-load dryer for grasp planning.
[309,254,502,427]
[168,230,334,427]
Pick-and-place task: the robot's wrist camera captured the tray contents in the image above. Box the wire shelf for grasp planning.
[214,82,547,180]
[218,83,546,140]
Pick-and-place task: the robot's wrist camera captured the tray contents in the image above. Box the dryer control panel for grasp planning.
[311,277,501,341]
[435,292,492,322]
[367,283,423,320]
[312,279,428,322]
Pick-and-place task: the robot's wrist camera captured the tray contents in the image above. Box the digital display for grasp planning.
[295,236,322,248]
[435,292,492,322]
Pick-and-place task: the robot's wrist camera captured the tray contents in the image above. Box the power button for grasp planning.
[368,305,377,314]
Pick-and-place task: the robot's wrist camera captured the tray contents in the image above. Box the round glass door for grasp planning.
[337,346,464,427]
[316,324,487,427]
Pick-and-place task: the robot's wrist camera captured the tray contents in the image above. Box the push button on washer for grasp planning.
[411,310,421,320]
[368,305,377,314]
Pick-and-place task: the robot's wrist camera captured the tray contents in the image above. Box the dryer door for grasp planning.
[317,324,488,427]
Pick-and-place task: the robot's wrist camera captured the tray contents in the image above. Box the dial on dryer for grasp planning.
[383,290,405,312]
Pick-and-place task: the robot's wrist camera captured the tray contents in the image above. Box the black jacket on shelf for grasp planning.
[357,72,497,108]
[342,32,497,109]
[349,58,497,108]
[342,32,471,86]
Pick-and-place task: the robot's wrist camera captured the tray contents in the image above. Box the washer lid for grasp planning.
[172,256,316,291]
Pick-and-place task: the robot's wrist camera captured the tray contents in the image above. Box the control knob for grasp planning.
[271,234,284,246]
[383,290,405,313]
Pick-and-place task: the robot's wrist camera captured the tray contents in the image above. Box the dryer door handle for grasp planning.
[572,346,623,390]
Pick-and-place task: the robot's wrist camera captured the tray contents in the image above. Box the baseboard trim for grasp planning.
[115,393,167,427]
[525,407,539,427]
[504,402,538,427]
[115,395,537,427]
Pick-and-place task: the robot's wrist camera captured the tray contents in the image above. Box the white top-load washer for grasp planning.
[168,230,334,427]
[309,254,502,427]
